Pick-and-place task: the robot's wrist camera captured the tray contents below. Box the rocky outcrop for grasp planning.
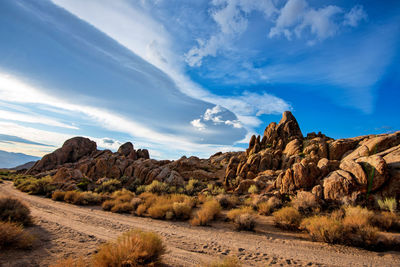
[225,111,400,201]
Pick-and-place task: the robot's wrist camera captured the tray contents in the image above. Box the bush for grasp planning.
[63,191,101,205]
[0,197,32,225]
[101,200,116,211]
[291,191,319,214]
[52,190,66,201]
[185,179,200,195]
[273,207,302,230]
[95,179,122,194]
[301,216,344,244]
[136,204,147,216]
[15,176,55,197]
[92,230,165,267]
[172,202,192,220]
[377,197,397,213]
[227,206,256,231]
[257,196,281,216]
[0,222,34,249]
[342,205,374,229]
[190,199,221,226]
[204,256,241,267]
[145,180,169,194]
[371,211,400,231]
[215,194,238,209]
[207,184,225,195]
[111,202,134,213]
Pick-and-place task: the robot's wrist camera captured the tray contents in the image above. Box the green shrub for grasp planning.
[0,197,32,226]
[145,180,169,194]
[95,179,122,194]
[15,176,55,197]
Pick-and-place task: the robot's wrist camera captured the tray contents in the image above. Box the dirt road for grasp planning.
[1,181,399,267]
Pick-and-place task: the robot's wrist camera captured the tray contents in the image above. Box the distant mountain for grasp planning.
[11,161,37,171]
[0,150,40,169]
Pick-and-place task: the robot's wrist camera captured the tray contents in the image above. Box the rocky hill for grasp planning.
[25,111,399,202]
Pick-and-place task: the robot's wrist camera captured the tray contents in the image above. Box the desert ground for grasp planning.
[1,181,399,267]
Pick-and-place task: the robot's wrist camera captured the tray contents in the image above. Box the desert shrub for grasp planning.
[291,191,319,214]
[377,197,397,213]
[342,205,374,229]
[64,191,80,203]
[172,202,192,220]
[63,191,101,206]
[330,209,345,221]
[371,211,400,231]
[52,190,66,201]
[136,185,147,195]
[248,185,258,194]
[0,222,34,249]
[130,198,143,210]
[145,180,169,194]
[95,179,122,194]
[207,184,225,195]
[136,204,147,216]
[227,206,256,231]
[111,202,134,213]
[92,230,165,267]
[185,179,200,195]
[301,216,344,244]
[257,196,282,216]
[49,257,87,267]
[0,197,32,226]
[197,193,212,204]
[215,194,238,209]
[204,256,241,267]
[273,207,302,230]
[102,200,116,211]
[190,199,221,226]
[15,176,55,197]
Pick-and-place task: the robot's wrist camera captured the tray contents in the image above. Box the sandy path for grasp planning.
[1,181,399,267]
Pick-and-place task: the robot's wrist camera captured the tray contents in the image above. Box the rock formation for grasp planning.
[26,112,400,202]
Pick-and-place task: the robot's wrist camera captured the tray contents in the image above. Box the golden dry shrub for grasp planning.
[172,202,192,220]
[227,206,256,231]
[136,204,148,216]
[92,230,166,267]
[301,216,344,244]
[72,192,102,206]
[342,205,374,229]
[290,191,319,214]
[64,191,81,204]
[49,257,87,267]
[111,202,134,214]
[190,199,221,226]
[215,194,238,210]
[102,200,117,211]
[257,196,281,216]
[204,256,241,267]
[272,207,302,230]
[0,197,32,226]
[0,221,34,249]
[51,190,66,201]
[147,202,172,219]
[371,211,400,231]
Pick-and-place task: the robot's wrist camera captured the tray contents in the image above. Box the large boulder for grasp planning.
[323,170,354,201]
[292,162,320,189]
[329,139,359,160]
[117,142,134,156]
[339,159,368,186]
[356,155,388,191]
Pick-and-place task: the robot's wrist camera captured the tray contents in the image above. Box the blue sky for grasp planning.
[0,0,399,160]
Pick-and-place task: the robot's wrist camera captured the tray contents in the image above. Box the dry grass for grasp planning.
[191,199,221,226]
[227,206,256,231]
[14,176,55,197]
[272,207,302,230]
[111,202,134,213]
[0,197,32,226]
[92,230,165,267]
[101,189,136,213]
[0,221,34,249]
[215,194,238,209]
[301,216,343,244]
[291,191,319,214]
[377,197,397,213]
[52,190,66,201]
[257,196,281,216]
[342,205,374,229]
[371,211,400,231]
[203,256,241,267]
[64,191,101,205]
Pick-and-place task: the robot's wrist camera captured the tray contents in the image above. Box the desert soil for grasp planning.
[0,181,399,267]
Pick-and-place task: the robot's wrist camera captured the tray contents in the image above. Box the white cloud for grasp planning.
[190,119,206,131]
[344,5,367,27]
[0,109,78,129]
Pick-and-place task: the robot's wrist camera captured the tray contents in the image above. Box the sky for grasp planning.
[0,0,399,161]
